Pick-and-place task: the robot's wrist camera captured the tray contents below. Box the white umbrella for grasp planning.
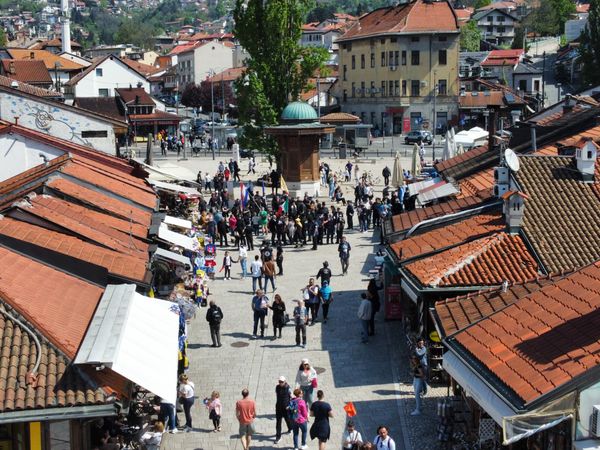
[457,143,465,156]
[391,150,404,187]
[411,143,421,178]
[449,127,458,156]
[442,131,451,160]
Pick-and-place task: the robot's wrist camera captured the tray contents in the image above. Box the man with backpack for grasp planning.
[206,300,224,347]
[316,261,332,286]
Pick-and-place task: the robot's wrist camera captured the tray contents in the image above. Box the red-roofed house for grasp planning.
[176,40,234,87]
[300,15,357,51]
[336,0,460,135]
[0,59,53,88]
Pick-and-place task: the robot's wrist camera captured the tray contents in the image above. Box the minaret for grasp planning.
[61,0,71,54]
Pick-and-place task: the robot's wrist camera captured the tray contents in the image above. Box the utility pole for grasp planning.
[210,70,216,160]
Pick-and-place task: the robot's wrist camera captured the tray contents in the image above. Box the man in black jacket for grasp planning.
[274,376,293,443]
[206,300,224,347]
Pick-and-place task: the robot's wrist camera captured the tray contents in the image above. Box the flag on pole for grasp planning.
[280,175,289,193]
[343,402,357,417]
[240,182,246,209]
[283,198,289,213]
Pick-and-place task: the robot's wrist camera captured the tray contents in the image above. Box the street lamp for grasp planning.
[210,69,216,160]
[431,71,438,163]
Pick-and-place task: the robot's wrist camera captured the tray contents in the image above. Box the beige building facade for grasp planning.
[336,0,460,135]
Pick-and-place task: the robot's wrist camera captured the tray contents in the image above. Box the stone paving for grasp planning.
[154,153,448,450]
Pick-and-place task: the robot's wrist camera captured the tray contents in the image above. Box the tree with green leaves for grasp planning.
[473,0,491,9]
[460,20,481,51]
[233,0,329,158]
[580,0,600,85]
[0,27,6,47]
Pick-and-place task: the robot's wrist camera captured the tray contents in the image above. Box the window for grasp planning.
[381,52,386,67]
[360,81,365,97]
[82,130,108,138]
[388,51,394,66]
[401,51,407,65]
[370,112,376,124]
[411,51,420,65]
[370,81,375,97]
[533,79,541,92]
[343,89,348,102]
[361,54,365,69]
[487,16,493,22]
[381,81,386,96]
[352,82,356,97]
[371,53,375,68]
[402,80,407,96]
[439,36,447,41]
[98,88,109,97]
[411,80,420,96]
[390,37,397,43]
[438,79,447,95]
[498,26,505,33]
[487,26,493,32]
[388,80,394,96]
[343,65,347,81]
[380,38,385,44]
[352,55,356,69]
[519,79,527,91]
[394,51,399,66]
[95,68,103,76]
[497,15,505,22]
[439,49,447,65]
[394,80,399,96]
[411,36,419,42]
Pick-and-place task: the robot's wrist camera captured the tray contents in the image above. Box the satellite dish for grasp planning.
[505,148,520,172]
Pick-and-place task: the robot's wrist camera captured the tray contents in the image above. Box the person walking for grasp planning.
[415,337,429,394]
[178,374,195,432]
[357,293,372,344]
[373,425,396,450]
[290,388,309,450]
[251,289,269,338]
[294,300,309,348]
[269,294,286,339]
[310,390,333,450]
[262,257,277,294]
[342,420,363,449]
[250,255,263,292]
[411,355,426,416]
[221,250,237,280]
[206,391,222,432]
[274,376,293,444]
[205,300,224,347]
[346,202,354,230]
[239,244,248,278]
[319,281,334,323]
[304,278,320,324]
[382,165,391,186]
[367,278,382,336]
[295,359,318,408]
[236,389,257,450]
[276,243,284,275]
[338,236,352,275]
[316,261,332,286]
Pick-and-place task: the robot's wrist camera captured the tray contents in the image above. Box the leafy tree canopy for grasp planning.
[460,20,481,51]
[580,0,600,84]
[233,0,329,157]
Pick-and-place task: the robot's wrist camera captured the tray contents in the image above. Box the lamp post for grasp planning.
[210,69,216,160]
[431,71,438,163]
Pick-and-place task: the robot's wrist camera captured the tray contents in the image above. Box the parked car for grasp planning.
[239,148,254,158]
[404,130,433,145]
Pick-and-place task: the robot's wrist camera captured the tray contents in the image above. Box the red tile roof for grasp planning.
[481,49,524,67]
[1,59,52,84]
[459,90,525,108]
[205,66,246,83]
[6,49,84,71]
[452,261,600,405]
[0,246,103,358]
[45,178,152,226]
[121,59,162,77]
[391,212,505,260]
[0,74,61,98]
[454,7,474,20]
[434,277,555,336]
[405,233,539,287]
[0,311,110,413]
[457,168,494,198]
[389,194,492,234]
[338,0,458,42]
[115,87,155,106]
[435,144,489,173]
[167,42,199,56]
[0,217,148,282]
[476,0,517,10]
[128,111,181,122]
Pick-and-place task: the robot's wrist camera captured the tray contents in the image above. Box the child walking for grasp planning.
[207,391,222,432]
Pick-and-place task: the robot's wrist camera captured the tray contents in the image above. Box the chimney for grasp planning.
[29,51,34,59]
[530,124,537,152]
[9,61,15,74]
[575,138,597,183]
[563,94,574,114]
[502,191,528,234]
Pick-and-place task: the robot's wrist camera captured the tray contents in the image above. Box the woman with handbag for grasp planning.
[178,374,195,432]
[295,358,318,408]
[269,294,287,339]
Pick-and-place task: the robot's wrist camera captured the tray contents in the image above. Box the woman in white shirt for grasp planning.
[342,420,363,449]
[178,374,195,432]
[295,358,318,408]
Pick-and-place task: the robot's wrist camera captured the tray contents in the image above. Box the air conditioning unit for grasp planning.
[591,405,600,437]
[494,167,509,184]
[494,183,508,198]
[390,65,397,71]
[421,80,428,87]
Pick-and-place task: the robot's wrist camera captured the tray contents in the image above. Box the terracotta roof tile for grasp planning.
[389,194,492,234]
[338,0,458,42]
[391,212,505,260]
[115,87,155,106]
[0,60,52,84]
[515,155,600,273]
[17,195,149,257]
[405,233,539,287]
[0,74,61,98]
[0,217,148,282]
[453,261,600,405]
[46,178,152,226]
[457,167,494,198]
[6,49,84,71]
[0,246,103,358]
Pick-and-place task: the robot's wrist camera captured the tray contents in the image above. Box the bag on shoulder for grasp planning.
[287,399,299,421]
[284,313,290,324]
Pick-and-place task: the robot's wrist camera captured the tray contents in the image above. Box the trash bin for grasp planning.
[339,144,347,159]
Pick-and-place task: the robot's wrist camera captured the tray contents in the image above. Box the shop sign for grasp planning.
[385,284,403,320]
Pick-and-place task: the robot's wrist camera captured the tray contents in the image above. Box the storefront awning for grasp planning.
[149,179,201,196]
[75,285,180,405]
[163,215,192,229]
[142,162,199,184]
[153,247,191,266]
[158,224,197,251]
[443,351,515,425]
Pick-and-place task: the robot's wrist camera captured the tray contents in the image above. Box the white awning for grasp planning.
[408,177,442,196]
[149,179,200,196]
[158,224,197,251]
[443,351,515,425]
[417,182,459,205]
[75,285,180,404]
[164,215,192,229]
[154,247,191,266]
[142,162,198,184]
